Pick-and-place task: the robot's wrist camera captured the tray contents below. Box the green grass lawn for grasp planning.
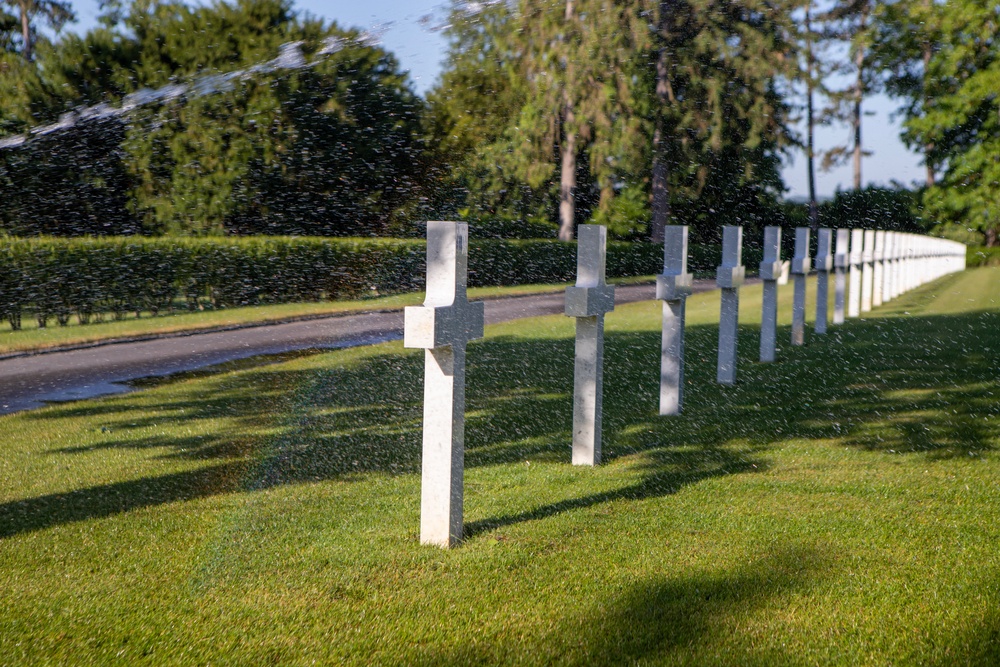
[0,277,653,356]
[1,268,998,665]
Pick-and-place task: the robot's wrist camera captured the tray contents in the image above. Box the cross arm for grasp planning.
[404,301,484,349]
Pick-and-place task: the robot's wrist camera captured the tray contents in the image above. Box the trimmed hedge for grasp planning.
[0,236,672,330]
[0,237,431,329]
[966,246,1000,268]
[0,235,771,331]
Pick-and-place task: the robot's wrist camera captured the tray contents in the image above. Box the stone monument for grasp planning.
[716,226,745,385]
[848,228,863,318]
[883,231,896,302]
[872,230,885,307]
[759,226,782,363]
[791,227,811,346]
[656,225,693,416]
[565,224,615,466]
[861,229,875,313]
[814,228,832,334]
[404,221,485,548]
[833,229,849,325]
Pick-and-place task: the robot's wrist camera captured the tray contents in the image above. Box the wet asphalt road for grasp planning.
[0,279,731,414]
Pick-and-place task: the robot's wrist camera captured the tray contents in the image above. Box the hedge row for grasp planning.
[0,237,673,330]
[966,245,1000,268]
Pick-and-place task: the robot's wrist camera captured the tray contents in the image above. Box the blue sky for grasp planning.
[66,0,927,200]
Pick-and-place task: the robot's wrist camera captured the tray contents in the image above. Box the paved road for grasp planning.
[0,279,729,414]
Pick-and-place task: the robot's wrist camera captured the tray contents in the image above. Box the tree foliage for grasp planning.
[427,0,794,242]
[4,0,998,244]
[874,0,1000,245]
[0,0,427,236]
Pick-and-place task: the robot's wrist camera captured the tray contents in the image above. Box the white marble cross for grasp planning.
[404,221,485,548]
[791,227,811,346]
[899,234,911,295]
[883,231,896,302]
[657,225,693,415]
[861,229,875,313]
[565,225,615,466]
[716,226,745,385]
[833,229,850,325]
[872,230,885,307]
[847,228,863,318]
[759,226,782,363]
[814,228,833,334]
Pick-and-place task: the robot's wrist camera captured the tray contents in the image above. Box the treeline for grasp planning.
[0,0,996,244]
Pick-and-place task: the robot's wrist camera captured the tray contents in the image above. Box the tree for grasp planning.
[423,1,530,222]
[2,0,73,61]
[0,116,138,235]
[643,0,794,242]
[819,0,877,190]
[427,0,635,238]
[430,0,794,242]
[508,0,601,241]
[870,0,940,186]
[898,0,1000,246]
[790,0,832,230]
[1,0,427,237]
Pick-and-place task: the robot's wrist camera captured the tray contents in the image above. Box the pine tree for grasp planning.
[792,0,831,230]
[870,0,939,186]
[429,0,794,242]
[2,0,73,61]
[819,0,878,190]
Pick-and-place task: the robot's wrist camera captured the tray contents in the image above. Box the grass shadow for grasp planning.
[570,544,832,665]
[4,305,998,541]
[418,543,832,665]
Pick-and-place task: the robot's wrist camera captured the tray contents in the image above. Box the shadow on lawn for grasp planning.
[422,544,832,665]
[933,602,1000,666]
[574,545,829,665]
[2,308,998,541]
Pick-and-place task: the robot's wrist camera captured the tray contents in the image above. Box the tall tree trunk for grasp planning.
[19,0,32,62]
[923,18,934,187]
[558,0,576,242]
[650,0,671,243]
[558,99,577,242]
[852,6,869,191]
[806,3,818,231]
[852,45,863,191]
[650,122,668,243]
[807,86,819,229]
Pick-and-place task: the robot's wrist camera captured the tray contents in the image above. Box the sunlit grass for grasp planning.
[0,267,997,665]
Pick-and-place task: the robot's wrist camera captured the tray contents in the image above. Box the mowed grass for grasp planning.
[1,267,998,665]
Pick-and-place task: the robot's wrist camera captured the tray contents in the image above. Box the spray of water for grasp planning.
[0,30,387,150]
[0,1,507,151]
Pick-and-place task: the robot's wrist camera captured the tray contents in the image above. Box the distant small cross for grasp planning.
[790,227,811,346]
[716,226,745,385]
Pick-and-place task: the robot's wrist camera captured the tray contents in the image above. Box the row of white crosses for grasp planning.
[710,226,967,385]
[405,221,965,547]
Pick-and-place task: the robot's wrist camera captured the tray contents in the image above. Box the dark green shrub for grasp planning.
[818,187,927,233]
[966,246,1000,268]
[0,235,662,328]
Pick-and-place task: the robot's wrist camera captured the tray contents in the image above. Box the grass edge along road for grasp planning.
[1,267,998,665]
[0,277,654,356]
